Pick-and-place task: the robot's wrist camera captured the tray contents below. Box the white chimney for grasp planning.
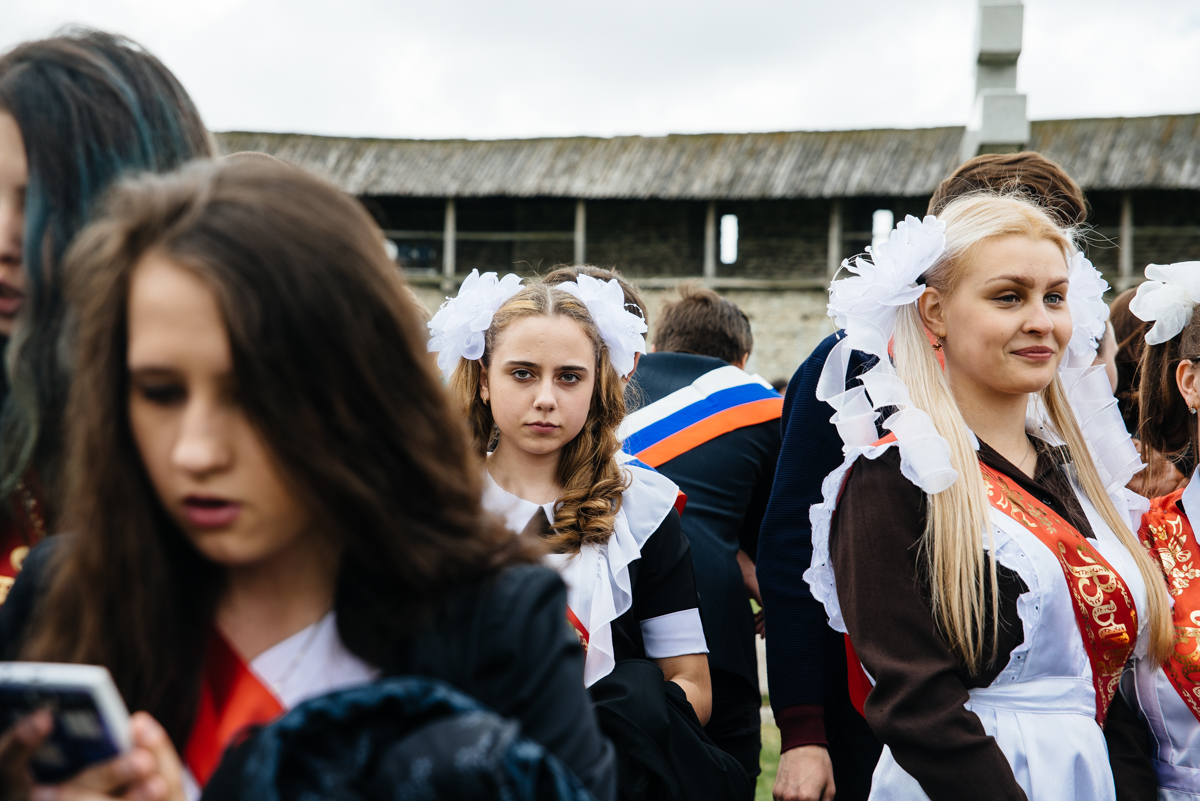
[960,0,1029,162]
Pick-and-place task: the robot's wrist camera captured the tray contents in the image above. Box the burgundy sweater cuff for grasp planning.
[777,703,827,751]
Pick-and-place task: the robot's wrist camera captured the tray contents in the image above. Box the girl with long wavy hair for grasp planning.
[804,194,1172,800]
[0,29,213,603]
[436,273,752,800]
[1117,264,1200,798]
[0,158,614,801]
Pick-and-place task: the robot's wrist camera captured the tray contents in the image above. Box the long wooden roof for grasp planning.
[215,113,1200,200]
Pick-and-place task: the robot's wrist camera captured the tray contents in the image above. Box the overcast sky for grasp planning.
[3,0,1198,141]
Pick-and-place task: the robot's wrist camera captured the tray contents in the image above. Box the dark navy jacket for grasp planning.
[755,331,877,749]
[629,352,780,691]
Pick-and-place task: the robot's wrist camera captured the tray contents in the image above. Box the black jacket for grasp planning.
[0,538,617,801]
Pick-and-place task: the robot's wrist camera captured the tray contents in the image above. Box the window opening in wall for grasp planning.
[871,209,894,254]
[720,214,738,265]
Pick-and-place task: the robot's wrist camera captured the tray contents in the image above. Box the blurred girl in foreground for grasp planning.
[0,29,213,600]
[0,158,614,800]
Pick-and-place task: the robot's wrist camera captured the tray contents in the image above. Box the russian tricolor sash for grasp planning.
[620,365,783,467]
[1139,490,1200,723]
[185,630,285,787]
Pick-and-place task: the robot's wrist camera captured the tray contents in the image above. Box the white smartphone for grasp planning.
[0,662,132,783]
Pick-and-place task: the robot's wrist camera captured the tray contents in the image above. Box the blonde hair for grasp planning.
[451,282,629,553]
[894,193,1171,672]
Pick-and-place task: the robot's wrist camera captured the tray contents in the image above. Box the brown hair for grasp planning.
[543,264,649,325]
[24,159,534,747]
[1137,307,1200,472]
[1110,288,1151,434]
[928,152,1087,228]
[451,283,629,552]
[653,282,753,364]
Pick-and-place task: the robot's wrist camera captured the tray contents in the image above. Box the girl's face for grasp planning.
[0,112,28,336]
[127,252,318,569]
[922,234,1072,402]
[481,314,596,459]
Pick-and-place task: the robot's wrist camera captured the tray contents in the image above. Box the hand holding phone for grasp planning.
[0,663,131,784]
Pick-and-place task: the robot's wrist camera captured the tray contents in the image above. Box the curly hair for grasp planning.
[451,282,630,552]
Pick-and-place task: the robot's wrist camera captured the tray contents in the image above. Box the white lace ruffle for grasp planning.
[486,457,680,687]
[549,459,679,686]
[804,440,900,633]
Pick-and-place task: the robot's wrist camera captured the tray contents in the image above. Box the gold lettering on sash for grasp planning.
[1139,492,1200,723]
[982,464,1139,726]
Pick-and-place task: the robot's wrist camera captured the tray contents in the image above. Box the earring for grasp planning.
[932,339,943,352]
[1191,404,1196,415]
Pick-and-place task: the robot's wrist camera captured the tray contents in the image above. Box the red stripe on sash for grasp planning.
[673,490,688,516]
[844,635,873,717]
[185,630,285,787]
[839,435,1138,725]
[980,463,1137,725]
[566,606,590,653]
[1139,491,1200,723]
[634,397,783,468]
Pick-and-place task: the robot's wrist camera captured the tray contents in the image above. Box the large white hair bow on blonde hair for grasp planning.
[816,214,1139,498]
[817,215,957,493]
[1128,262,1200,346]
[427,269,647,379]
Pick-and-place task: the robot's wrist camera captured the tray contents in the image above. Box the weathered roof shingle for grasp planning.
[215,113,1200,200]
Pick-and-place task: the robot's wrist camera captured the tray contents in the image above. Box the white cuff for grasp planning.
[640,608,708,658]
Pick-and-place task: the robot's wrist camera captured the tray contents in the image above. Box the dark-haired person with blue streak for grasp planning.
[0,28,213,601]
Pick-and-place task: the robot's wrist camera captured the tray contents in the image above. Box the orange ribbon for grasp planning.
[184,630,285,787]
[1139,490,1200,723]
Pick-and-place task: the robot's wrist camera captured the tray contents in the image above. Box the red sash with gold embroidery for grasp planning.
[981,462,1138,725]
[184,630,285,787]
[1138,490,1200,722]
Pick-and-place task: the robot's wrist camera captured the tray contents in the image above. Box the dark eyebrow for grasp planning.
[127,365,180,377]
[502,360,590,372]
[986,274,1068,288]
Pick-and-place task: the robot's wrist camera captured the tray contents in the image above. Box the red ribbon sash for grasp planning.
[184,630,285,787]
[1138,490,1200,722]
[566,606,590,654]
[981,463,1138,725]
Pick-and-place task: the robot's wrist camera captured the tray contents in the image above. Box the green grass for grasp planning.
[756,702,780,801]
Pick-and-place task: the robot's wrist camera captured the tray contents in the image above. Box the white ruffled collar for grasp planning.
[482,458,679,686]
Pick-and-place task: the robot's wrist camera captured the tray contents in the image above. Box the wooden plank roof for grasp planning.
[215,113,1200,200]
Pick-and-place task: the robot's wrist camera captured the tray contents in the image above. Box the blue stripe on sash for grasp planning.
[623,383,781,456]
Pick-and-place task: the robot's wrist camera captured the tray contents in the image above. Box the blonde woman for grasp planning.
[804,195,1171,800]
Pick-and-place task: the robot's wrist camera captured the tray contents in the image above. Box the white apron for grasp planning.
[806,440,1150,801]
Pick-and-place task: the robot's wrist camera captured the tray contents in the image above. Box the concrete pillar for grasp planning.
[961,0,1029,162]
[703,200,717,278]
[442,198,456,290]
[574,199,587,264]
[1118,191,1134,291]
[827,199,843,276]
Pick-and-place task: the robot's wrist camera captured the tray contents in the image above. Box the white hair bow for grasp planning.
[817,215,958,493]
[555,274,648,379]
[1129,262,1200,346]
[427,270,524,378]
